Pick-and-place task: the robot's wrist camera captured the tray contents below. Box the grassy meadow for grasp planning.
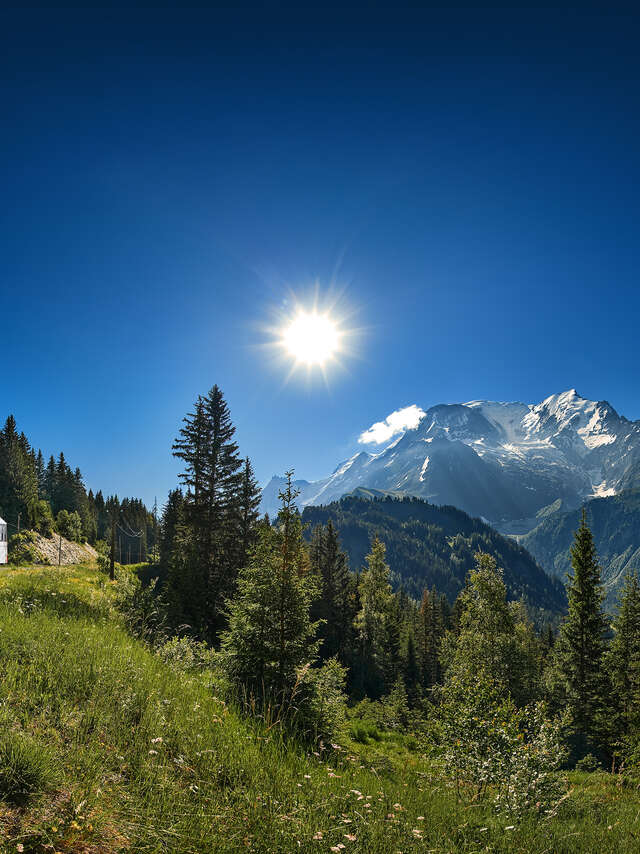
[0,563,637,853]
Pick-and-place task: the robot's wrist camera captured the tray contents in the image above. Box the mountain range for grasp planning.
[262,390,640,535]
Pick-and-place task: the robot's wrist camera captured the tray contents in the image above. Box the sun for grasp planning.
[282,310,341,366]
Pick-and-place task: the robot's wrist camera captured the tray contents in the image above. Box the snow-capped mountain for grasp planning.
[262,390,640,533]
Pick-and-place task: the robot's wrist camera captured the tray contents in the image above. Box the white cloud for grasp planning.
[358,404,426,445]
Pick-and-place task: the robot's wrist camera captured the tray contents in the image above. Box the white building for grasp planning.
[0,517,7,564]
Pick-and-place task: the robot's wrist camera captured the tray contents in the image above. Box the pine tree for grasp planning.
[403,630,421,707]
[441,552,541,706]
[605,572,640,758]
[171,386,244,639]
[237,457,261,567]
[551,510,608,750]
[172,396,210,528]
[310,520,354,663]
[220,471,320,706]
[384,594,402,691]
[354,536,393,698]
[417,586,445,689]
[0,415,38,524]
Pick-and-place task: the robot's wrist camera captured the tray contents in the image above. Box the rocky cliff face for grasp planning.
[29,533,97,565]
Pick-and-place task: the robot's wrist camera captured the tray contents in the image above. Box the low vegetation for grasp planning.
[0,563,637,853]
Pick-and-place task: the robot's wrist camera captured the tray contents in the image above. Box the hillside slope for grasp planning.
[0,564,637,852]
[301,495,565,618]
[522,489,640,608]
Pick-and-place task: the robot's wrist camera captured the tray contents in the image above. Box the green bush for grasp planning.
[440,670,568,820]
[33,500,55,538]
[294,657,348,742]
[55,509,83,542]
[95,539,111,575]
[0,729,56,805]
[156,635,219,673]
[575,753,601,772]
[8,530,44,565]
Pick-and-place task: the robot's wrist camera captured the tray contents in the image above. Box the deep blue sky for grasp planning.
[3,6,640,506]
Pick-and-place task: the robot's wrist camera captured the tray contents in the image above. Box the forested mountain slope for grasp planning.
[522,489,640,608]
[301,494,565,617]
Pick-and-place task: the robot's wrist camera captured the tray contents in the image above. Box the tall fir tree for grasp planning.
[441,552,541,706]
[551,510,608,752]
[237,457,261,568]
[309,520,355,664]
[417,586,445,689]
[171,385,244,639]
[605,571,640,759]
[0,415,38,525]
[354,536,393,698]
[220,471,320,705]
[403,630,422,706]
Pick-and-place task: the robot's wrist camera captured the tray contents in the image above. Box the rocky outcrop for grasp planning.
[31,532,97,565]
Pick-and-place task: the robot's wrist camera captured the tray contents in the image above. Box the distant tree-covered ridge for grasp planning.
[0,414,157,560]
[301,494,566,620]
[523,489,640,608]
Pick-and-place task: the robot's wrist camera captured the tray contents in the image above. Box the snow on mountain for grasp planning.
[261,390,640,531]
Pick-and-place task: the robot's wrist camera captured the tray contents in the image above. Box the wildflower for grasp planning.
[393,803,403,811]
[151,737,163,744]
[417,816,424,821]
[148,749,158,755]
[16,846,24,853]
[312,831,323,840]
[344,834,357,842]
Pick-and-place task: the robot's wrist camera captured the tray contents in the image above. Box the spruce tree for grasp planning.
[310,520,354,663]
[552,510,608,750]
[237,457,261,567]
[417,586,445,689]
[0,415,38,524]
[354,536,393,698]
[441,552,541,705]
[403,630,421,707]
[606,571,640,758]
[220,471,320,706]
[384,594,402,691]
[171,386,244,639]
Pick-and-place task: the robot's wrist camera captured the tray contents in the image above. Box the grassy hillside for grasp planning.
[0,563,637,853]
[302,495,565,618]
[522,489,640,608]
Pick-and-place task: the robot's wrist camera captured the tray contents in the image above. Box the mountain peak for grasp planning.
[261,391,640,530]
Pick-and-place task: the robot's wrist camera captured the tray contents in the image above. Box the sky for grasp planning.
[2,6,640,507]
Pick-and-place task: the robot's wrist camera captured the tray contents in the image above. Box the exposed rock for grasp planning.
[30,532,97,565]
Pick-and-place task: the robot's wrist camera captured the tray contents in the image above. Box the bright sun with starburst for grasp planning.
[282,310,341,366]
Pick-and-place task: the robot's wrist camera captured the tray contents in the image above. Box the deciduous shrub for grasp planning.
[8,530,44,565]
[440,670,568,820]
[55,509,83,542]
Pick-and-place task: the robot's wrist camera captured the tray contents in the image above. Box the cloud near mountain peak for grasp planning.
[358,404,426,445]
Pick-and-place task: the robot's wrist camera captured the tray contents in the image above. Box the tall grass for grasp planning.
[0,565,638,852]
